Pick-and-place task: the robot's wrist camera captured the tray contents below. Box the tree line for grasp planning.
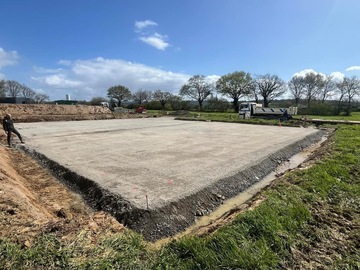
[2,70,359,115]
[0,80,49,104]
[102,71,360,115]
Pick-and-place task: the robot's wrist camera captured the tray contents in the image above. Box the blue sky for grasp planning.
[1,0,360,101]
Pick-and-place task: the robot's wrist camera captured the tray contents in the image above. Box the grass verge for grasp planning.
[1,125,359,269]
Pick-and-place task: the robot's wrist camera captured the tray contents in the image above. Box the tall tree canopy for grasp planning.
[21,84,36,103]
[255,74,286,107]
[179,75,213,110]
[302,72,325,108]
[336,76,360,115]
[288,76,305,106]
[133,89,152,105]
[153,90,173,109]
[216,71,253,112]
[0,80,5,97]
[107,85,132,107]
[5,80,22,98]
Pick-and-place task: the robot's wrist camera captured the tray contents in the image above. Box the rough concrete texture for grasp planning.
[17,118,326,240]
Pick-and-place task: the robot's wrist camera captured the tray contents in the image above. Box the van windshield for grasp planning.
[240,104,249,110]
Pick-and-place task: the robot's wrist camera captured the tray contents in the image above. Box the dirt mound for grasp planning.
[0,136,125,246]
[0,104,115,122]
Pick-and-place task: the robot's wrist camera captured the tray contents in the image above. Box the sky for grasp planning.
[1,0,360,101]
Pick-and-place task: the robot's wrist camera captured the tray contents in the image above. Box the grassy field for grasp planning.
[151,110,360,124]
[1,124,359,269]
[298,112,360,121]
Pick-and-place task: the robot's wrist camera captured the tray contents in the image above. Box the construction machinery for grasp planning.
[135,106,147,113]
[239,102,297,120]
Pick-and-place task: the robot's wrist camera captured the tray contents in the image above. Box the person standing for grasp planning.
[2,114,24,147]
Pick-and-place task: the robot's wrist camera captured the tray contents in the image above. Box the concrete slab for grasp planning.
[17,118,325,240]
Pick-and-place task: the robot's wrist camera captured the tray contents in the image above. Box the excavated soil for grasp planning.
[0,104,357,268]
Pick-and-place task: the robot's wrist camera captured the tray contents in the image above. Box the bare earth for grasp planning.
[0,104,357,269]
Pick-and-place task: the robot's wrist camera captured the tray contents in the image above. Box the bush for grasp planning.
[299,103,336,116]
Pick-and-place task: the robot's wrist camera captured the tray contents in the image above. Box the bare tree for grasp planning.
[21,84,36,103]
[33,93,50,104]
[336,76,360,116]
[288,76,305,106]
[302,72,325,108]
[133,89,152,105]
[216,71,253,112]
[0,80,5,97]
[320,75,336,103]
[153,90,173,109]
[255,74,286,107]
[179,75,213,110]
[5,80,22,98]
[107,85,132,107]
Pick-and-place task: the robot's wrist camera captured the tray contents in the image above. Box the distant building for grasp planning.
[0,97,26,104]
[53,100,78,105]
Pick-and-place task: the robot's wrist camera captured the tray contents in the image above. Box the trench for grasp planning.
[21,128,330,242]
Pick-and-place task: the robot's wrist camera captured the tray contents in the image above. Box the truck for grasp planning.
[239,102,297,120]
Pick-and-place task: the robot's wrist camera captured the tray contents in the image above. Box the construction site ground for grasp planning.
[0,104,326,243]
[6,113,326,240]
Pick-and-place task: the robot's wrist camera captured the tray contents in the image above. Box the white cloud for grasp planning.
[139,33,169,50]
[31,57,191,100]
[33,66,63,74]
[205,75,221,84]
[135,20,171,50]
[32,74,81,88]
[0,47,19,68]
[0,73,5,80]
[292,69,326,78]
[292,69,345,82]
[329,71,344,82]
[346,66,360,71]
[135,20,158,31]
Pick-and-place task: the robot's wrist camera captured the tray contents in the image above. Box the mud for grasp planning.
[23,128,328,241]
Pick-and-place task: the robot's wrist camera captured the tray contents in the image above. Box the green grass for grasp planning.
[295,111,360,121]
[1,125,359,269]
[151,110,360,126]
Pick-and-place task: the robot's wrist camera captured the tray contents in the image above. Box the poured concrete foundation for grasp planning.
[17,118,326,240]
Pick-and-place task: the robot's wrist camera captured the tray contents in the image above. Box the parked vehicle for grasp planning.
[239,102,297,120]
[135,106,147,113]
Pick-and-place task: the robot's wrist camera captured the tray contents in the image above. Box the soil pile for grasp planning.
[0,135,125,246]
[0,104,114,122]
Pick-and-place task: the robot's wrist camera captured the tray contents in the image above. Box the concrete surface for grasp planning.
[17,118,320,210]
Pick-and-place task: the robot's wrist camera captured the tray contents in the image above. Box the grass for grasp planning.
[294,111,360,121]
[151,109,360,126]
[1,125,359,269]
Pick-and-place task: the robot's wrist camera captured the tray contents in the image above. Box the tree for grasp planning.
[255,74,286,107]
[320,75,336,103]
[153,90,173,109]
[33,93,50,104]
[216,71,253,112]
[288,76,305,106]
[89,96,108,106]
[5,80,22,98]
[133,89,152,105]
[21,84,36,103]
[0,80,5,97]
[205,96,230,112]
[179,75,213,111]
[168,95,184,110]
[336,76,360,116]
[107,85,132,107]
[302,72,325,108]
